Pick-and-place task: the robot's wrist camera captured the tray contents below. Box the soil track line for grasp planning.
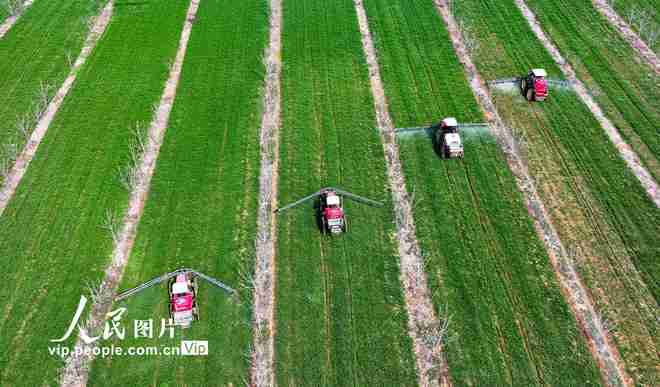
[0,1,113,217]
[434,1,632,386]
[59,0,200,385]
[513,0,659,208]
[592,0,660,75]
[354,1,449,386]
[0,0,34,39]
[251,0,281,385]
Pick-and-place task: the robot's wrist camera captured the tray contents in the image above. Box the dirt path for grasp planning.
[0,0,34,39]
[592,0,660,75]
[0,1,113,217]
[433,1,631,386]
[513,0,659,208]
[251,0,281,385]
[354,1,449,386]
[58,1,200,385]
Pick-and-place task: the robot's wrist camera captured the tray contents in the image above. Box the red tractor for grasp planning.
[168,272,198,328]
[115,268,235,329]
[489,68,572,102]
[275,187,383,235]
[520,68,548,101]
[320,189,346,234]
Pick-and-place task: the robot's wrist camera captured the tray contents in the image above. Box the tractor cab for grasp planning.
[522,68,548,101]
[436,117,464,159]
[169,274,198,328]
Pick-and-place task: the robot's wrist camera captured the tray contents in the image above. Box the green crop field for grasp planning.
[525,0,660,180]
[274,0,416,385]
[87,0,269,384]
[362,0,600,385]
[452,0,660,384]
[0,0,97,183]
[0,0,188,384]
[1,0,659,385]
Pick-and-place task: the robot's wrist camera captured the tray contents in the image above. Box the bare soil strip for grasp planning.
[513,0,659,208]
[59,1,200,385]
[354,1,448,386]
[0,1,113,217]
[433,1,631,386]
[0,0,34,39]
[251,0,281,385]
[592,0,660,75]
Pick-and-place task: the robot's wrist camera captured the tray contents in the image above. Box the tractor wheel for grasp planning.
[343,218,348,234]
[321,219,327,234]
[526,89,535,101]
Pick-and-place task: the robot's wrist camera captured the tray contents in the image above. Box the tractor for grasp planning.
[320,189,346,234]
[115,268,235,329]
[394,117,489,159]
[520,68,548,101]
[168,272,199,328]
[275,187,383,235]
[489,68,572,102]
[435,117,464,159]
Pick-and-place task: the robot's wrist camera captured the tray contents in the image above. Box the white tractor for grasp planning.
[435,117,464,159]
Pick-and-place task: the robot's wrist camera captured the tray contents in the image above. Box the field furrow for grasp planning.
[0,0,34,39]
[251,0,281,385]
[0,0,189,385]
[451,0,660,384]
[362,0,600,385]
[354,0,448,384]
[275,0,417,385]
[86,0,269,385]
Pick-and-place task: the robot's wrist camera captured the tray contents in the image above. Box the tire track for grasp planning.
[58,1,200,384]
[251,0,281,384]
[513,0,659,208]
[591,0,660,75]
[0,0,34,39]
[0,1,113,217]
[432,1,631,386]
[354,1,449,386]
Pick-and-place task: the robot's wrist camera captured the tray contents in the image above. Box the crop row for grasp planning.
[452,0,659,384]
[0,0,189,384]
[525,0,660,180]
[86,0,269,384]
[0,0,96,182]
[274,0,417,385]
[362,0,600,385]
